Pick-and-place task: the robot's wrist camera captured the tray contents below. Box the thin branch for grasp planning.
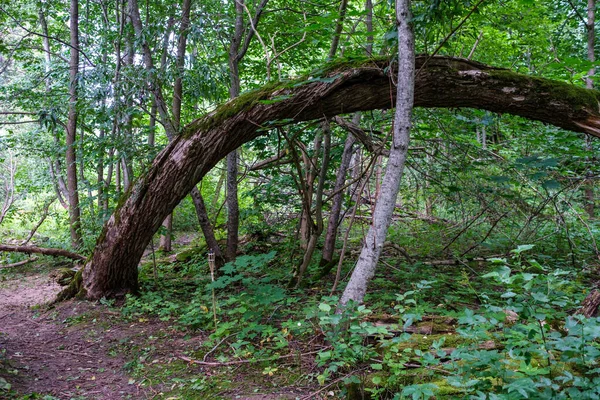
[236,0,269,62]
[0,112,36,116]
[0,120,40,125]
[0,6,96,67]
[0,257,38,269]
[566,0,588,26]
[20,198,56,246]
[416,0,487,77]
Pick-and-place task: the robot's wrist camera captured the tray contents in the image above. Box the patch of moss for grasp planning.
[488,70,600,111]
[54,269,84,303]
[175,246,206,263]
[392,333,466,352]
[183,80,292,136]
[181,56,389,138]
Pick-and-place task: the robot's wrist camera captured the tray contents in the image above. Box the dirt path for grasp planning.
[0,274,148,399]
[0,270,316,399]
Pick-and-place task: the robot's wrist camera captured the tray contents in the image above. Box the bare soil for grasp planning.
[0,267,316,400]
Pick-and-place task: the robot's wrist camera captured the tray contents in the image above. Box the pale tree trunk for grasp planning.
[66,0,82,248]
[585,0,596,218]
[340,0,414,306]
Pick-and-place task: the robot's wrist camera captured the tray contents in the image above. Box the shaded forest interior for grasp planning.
[3,0,600,398]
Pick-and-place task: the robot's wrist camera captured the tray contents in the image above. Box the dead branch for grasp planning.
[21,197,56,245]
[0,256,38,268]
[0,244,85,260]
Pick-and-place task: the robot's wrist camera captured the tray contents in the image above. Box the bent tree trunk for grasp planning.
[81,56,600,299]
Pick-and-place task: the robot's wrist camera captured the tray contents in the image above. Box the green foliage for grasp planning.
[315,247,599,399]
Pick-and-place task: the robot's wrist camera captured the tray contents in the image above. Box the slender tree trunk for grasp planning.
[365,0,373,56]
[191,186,225,266]
[40,8,69,211]
[340,0,414,306]
[321,126,357,265]
[585,0,596,218]
[225,150,239,259]
[293,123,331,286]
[226,0,243,261]
[225,0,269,261]
[328,0,349,61]
[66,0,82,248]
[160,1,190,252]
[321,0,371,267]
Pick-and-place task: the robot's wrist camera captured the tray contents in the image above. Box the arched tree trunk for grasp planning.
[80,56,600,299]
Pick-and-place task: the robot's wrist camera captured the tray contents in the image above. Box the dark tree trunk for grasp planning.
[321,129,356,265]
[67,0,82,249]
[225,150,239,260]
[191,186,225,267]
[585,0,596,218]
[80,56,600,299]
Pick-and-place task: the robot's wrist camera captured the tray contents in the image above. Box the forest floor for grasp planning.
[0,261,316,399]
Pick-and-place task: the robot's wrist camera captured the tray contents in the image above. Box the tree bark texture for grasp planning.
[80,55,600,299]
[339,0,414,306]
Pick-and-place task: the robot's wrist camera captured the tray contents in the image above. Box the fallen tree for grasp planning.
[0,244,84,261]
[67,55,600,300]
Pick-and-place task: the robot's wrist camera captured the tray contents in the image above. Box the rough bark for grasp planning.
[577,289,600,317]
[339,0,414,306]
[0,244,85,261]
[66,0,82,248]
[79,55,600,299]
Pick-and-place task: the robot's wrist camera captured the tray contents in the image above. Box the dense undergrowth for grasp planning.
[112,236,600,399]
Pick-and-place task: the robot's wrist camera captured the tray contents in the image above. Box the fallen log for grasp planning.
[0,244,85,261]
[577,289,600,317]
[0,256,39,268]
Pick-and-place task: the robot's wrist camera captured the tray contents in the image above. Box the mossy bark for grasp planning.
[78,55,600,300]
[54,269,86,303]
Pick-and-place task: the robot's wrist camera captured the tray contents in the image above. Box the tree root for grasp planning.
[53,269,86,303]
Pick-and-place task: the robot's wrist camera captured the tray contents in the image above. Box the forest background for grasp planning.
[3,0,600,398]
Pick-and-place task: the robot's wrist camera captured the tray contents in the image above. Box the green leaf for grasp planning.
[318,303,331,312]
